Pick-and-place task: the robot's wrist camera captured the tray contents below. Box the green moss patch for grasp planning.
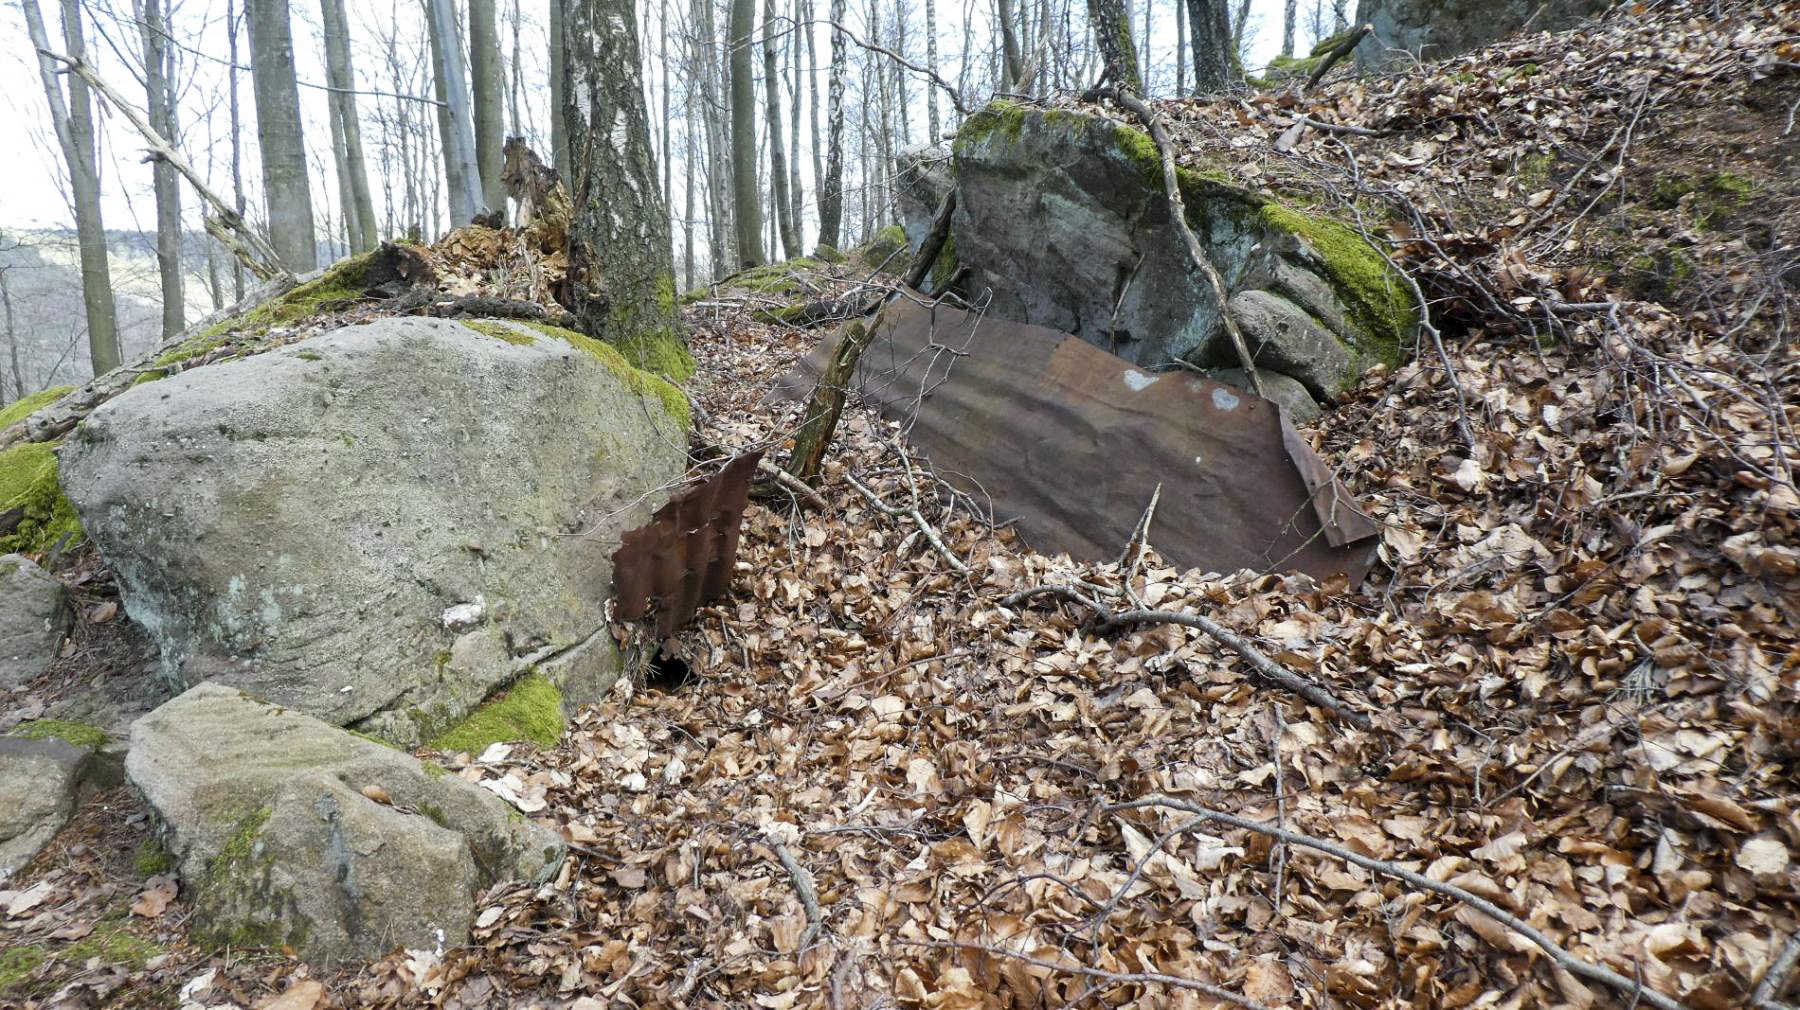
[428,672,566,754]
[858,225,908,266]
[727,257,825,296]
[9,719,108,751]
[1259,204,1418,364]
[0,441,82,555]
[514,321,692,427]
[0,918,164,995]
[165,253,375,366]
[462,319,539,346]
[0,386,74,431]
[132,836,174,876]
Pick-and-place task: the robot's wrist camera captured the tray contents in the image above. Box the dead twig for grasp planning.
[895,939,1278,1010]
[844,469,970,575]
[755,457,830,510]
[1753,930,1800,1009]
[1108,796,1698,1010]
[1000,584,1370,729]
[1303,24,1372,91]
[771,841,824,951]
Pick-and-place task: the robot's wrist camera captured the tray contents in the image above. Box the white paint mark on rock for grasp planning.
[1122,369,1159,392]
[1211,387,1241,411]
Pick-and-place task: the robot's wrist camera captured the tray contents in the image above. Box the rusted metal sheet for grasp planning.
[612,450,763,636]
[771,301,1378,584]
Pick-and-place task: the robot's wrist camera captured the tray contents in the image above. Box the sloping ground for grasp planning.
[1,3,1796,1008]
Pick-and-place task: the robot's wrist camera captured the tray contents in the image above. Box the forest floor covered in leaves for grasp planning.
[2,2,1797,1009]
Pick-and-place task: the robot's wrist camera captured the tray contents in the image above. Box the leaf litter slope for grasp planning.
[2,2,1796,1007]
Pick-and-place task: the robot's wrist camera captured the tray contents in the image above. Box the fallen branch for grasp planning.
[755,457,830,510]
[1754,930,1800,1009]
[844,469,969,575]
[771,840,824,950]
[1096,87,1267,400]
[897,939,1277,1010]
[900,190,958,294]
[1109,796,1696,1010]
[1000,585,1370,729]
[1303,24,1372,91]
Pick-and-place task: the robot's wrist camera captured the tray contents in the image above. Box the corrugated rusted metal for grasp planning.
[612,450,763,636]
[771,301,1379,585]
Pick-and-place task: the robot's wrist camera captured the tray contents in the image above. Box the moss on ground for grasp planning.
[460,319,538,346]
[428,672,566,754]
[8,719,108,751]
[515,321,692,426]
[132,836,174,876]
[0,441,82,555]
[729,257,824,295]
[0,918,165,995]
[0,386,74,431]
[859,225,908,267]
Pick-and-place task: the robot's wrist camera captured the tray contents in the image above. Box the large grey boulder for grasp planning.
[948,102,1417,402]
[1354,0,1612,66]
[60,317,687,745]
[0,736,87,881]
[127,683,563,962]
[895,141,954,255]
[0,554,70,688]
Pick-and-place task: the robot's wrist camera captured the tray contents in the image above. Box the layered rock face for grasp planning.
[127,684,563,961]
[944,102,1418,406]
[1354,0,1613,66]
[60,317,687,745]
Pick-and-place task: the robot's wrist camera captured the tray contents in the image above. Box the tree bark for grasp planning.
[763,0,799,259]
[470,0,505,212]
[1232,0,1251,58]
[728,0,763,268]
[1184,0,1235,94]
[1175,0,1187,94]
[1,270,21,400]
[247,0,319,271]
[1140,0,1152,93]
[140,0,185,337]
[565,0,689,372]
[23,0,121,375]
[1281,0,1296,57]
[1087,0,1141,92]
[228,0,247,298]
[923,0,940,138]
[996,0,1024,87]
[816,0,846,249]
[320,0,378,250]
[550,0,570,184]
[426,0,487,227]
[787,0,803,244]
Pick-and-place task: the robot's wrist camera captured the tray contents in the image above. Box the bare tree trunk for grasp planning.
[23,0,121,375]
[550,0,570,183]
[1140,0,1152,93]
[660,0,673,215]
[509,0,523,143]
[470,0,504,211]
[683,86,696,289]
[228,0,247,298]
[1,270,21,400]
[923,0,940,137]
[728,0,763,267]
[1331,0,1346,31]
[803,0,821,197]
[1185,0,1234,94]
[693,0,731,277]
[762,0,798,259]
[1088,0,1141,91]
[787,0,802,245]
[426,0,487,225]
[247,0,319,271]
[326,88,360,251]
[565,0,690,374]
[995,0,1023,87]
[1175,0,1186,93]
[321,0,378,249]
[140,0,185,336]
[1232,0,1251,58]
[1281,0,1296,57]
[816,0,846,249]
[892,0,909,145]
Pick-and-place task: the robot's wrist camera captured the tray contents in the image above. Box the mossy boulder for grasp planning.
[857,225,909,269]
[59,317,686,746]
[0,442,82,555]
[1354,0,1612,67]
[0,736,88,882]
[127,684,562,962]
[949,100,1418,401]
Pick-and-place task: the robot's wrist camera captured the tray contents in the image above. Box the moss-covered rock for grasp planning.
[0,386,74,431]
[0,442,81,555]
[428,672,565,754]
[858,225,908,268]
[8,719,108,751]
[949,99,1418,396]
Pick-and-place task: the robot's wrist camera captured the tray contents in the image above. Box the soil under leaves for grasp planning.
[2,2,1797,1008]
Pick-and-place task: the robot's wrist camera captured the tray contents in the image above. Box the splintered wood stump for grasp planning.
[783,318,872,485]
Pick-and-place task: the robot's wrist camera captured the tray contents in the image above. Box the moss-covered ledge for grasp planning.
[462,318,691,430]
[951,98,1420,364]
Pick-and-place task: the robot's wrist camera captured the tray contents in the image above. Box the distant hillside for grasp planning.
[1,228,225,401]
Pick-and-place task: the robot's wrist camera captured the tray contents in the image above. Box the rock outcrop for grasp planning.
[127,683,563,962]
[1353,0,1613,66]
[895,141,954,254]
[60,317,688,745]
[945,102,1418,405]
[0,555,69,688]
[0,736,89,881]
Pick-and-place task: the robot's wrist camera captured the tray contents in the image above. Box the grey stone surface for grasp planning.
[1224,290,1358,401]
[1208,368,1322,423]
[0,554,70,688]
[949,103,1408,395]
[1354,0,1613,66]
[0,736,87,881]
[127,683,564,962]
[895,141,954,255]
[59,317,686,744]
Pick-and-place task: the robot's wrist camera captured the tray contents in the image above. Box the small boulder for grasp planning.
[59,317,688,744]
[0,554,70,688]
[1208,368,1322,423]
[0,736,87,881]
[127,683,563,962]
[1225,290,1357,401]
